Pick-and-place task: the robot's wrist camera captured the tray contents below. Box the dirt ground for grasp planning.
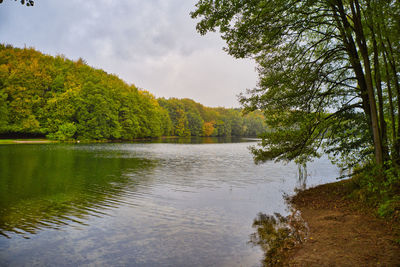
[287,180,400,266]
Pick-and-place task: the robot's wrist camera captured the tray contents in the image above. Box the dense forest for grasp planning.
[0,44,265,140]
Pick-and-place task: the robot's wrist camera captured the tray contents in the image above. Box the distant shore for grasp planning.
[0,139,55,144]
[287,180,400,265]
[0,136,259,145]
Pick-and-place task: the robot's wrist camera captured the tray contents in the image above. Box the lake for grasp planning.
[0,138,340,266]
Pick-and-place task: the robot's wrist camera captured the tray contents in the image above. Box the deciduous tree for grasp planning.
[192,0,399,169]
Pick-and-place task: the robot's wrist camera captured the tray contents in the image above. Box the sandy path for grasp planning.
[288,181,400,266]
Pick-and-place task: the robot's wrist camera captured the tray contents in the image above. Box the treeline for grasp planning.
[158,98,265,137]
[0,44,265,140]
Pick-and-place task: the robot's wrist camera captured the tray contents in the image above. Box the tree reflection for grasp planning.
[249,211,308,266]
[0,144,156,238]
[249,164,311,265]
[152,136,245,144]
[297,163,308,191]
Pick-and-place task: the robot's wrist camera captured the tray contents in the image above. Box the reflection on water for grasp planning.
[140,136,259,144]
[0,138,339,266]
[297,164,308,191]
[0,145,155,238]
[249,163,327,266]
[249,211,308,266]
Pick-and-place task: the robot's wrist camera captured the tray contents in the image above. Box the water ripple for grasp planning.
[0,140,340,266]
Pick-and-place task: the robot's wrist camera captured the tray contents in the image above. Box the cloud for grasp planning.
[0,0,257,107]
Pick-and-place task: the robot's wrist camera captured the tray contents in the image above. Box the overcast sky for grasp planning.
[0,0,257,107]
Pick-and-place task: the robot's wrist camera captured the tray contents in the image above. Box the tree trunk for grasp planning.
[330,1,372,132]
[385,38,400,163]
[377,9,398,162]
[350,0,384,165]
[368,1,388,161]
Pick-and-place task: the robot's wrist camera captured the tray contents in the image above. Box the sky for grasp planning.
[0,0,258,108]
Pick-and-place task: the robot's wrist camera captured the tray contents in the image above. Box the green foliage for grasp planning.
[349,162,400,220]
[0,90,8,131]
[158,97,266,137]
[358,164,398,196]
[378,197,400,218]
[0,45,172,140]
[47,122,77,141]
[0,44,266,140]
[186,110,204,136]
[192,0,400,166]
[75,82,121,140]
[135,90,165,138]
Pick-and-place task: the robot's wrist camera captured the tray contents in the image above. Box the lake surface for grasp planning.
[0,138,340,266]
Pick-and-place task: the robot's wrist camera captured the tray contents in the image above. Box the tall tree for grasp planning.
[192,0,399,169]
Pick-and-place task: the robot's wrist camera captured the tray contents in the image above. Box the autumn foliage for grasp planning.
[0,44,265,140]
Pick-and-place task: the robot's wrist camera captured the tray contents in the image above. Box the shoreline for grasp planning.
[0,139,55,144]
[286,180,400,266]
[0,136,258,145]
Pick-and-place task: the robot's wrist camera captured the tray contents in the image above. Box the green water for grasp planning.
[0,138,339,266]
[0,144,154,237]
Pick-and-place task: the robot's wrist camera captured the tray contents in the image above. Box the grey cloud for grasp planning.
[0,0,257,107]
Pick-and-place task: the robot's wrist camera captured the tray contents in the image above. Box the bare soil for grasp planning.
[287,180,400,266]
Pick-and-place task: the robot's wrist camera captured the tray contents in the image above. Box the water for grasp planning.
[0,138,340,266]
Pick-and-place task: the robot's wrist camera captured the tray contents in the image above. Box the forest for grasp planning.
[0,44,266,140]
